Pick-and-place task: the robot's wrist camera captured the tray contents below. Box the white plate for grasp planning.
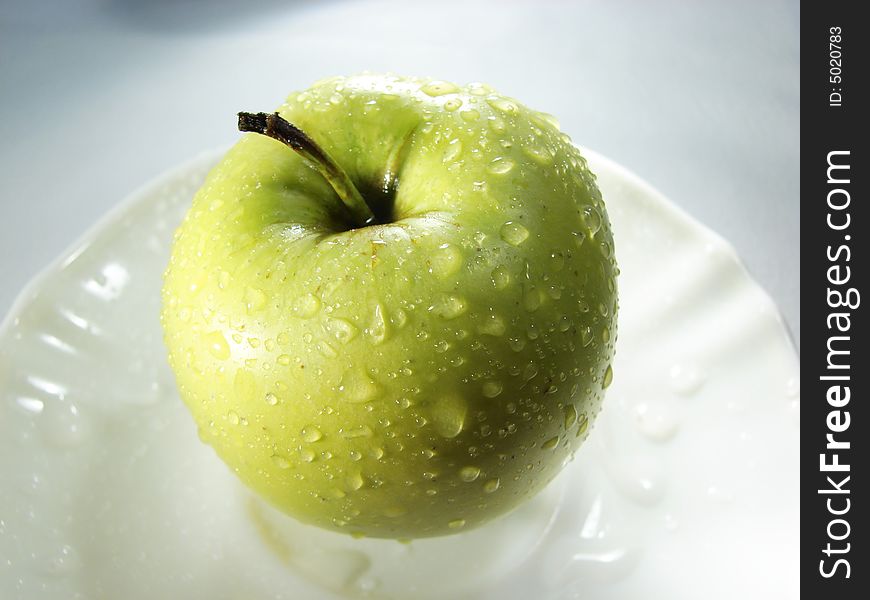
[0,149,799,600]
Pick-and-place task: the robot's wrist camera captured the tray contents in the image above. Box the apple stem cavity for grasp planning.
[238,112,377,227]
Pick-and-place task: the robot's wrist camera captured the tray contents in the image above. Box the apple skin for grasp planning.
[161,74,617,539]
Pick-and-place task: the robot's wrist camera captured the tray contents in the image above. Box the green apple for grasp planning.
[161,74,617,539]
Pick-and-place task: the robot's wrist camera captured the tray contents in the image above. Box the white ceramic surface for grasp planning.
[0,149,799,600]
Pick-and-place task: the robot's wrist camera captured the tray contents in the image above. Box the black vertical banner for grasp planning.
[802,2,867,597]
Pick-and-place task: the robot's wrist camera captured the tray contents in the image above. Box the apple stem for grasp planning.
[238,112,376,227]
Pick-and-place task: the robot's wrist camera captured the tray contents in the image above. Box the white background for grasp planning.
[0,0,799,344]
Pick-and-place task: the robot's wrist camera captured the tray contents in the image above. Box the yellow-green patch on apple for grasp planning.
[161,74,618,539]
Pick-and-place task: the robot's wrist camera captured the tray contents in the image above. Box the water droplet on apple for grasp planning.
[483,478,500,493]
[444,97,463,111]
[318,341,338,358]
[443,138,463,163]
[434,340,450,353]
[272,454,291,469]
[277,354,291,366]
[430,243,463,278]
[526,323,539,340]
[195,332,229,365]
[564,404,578,429]
[245,287,267,313]
[460,109,480,122]
[467,82,491,95]
[347,470,365,491]
[302,426,323,443]
[487,156,516,175]
[339,369,379,403]
[500,221,530,246]
[523,144,552,164]
[218,270,231,289]
[482,380,503,398]
[365,304,388,345]
[293,293,321,318]
[581,205,602,237]
[478,314,506,336]
[430,294,468,320]
[341,424,374,439]
[542,436,559,450]
[523,362,539,381]
[391,307,408,329]
[491,265,511,289]
[227,410,240,425]
[508,336,526,351]
[488,116,507,133]
[324,317,358,344]
[459,466,481,482]
[448,518,466,529]
[602,365,614,389]
[486,97,519,115]
[421,80,459,96]
[523,284,543,312]
[576,413,589,437]
[431,393,467,438]
[265,392,278,406]
[300,447,316,462]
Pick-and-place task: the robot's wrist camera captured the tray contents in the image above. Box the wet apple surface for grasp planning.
[161,74,618,538]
